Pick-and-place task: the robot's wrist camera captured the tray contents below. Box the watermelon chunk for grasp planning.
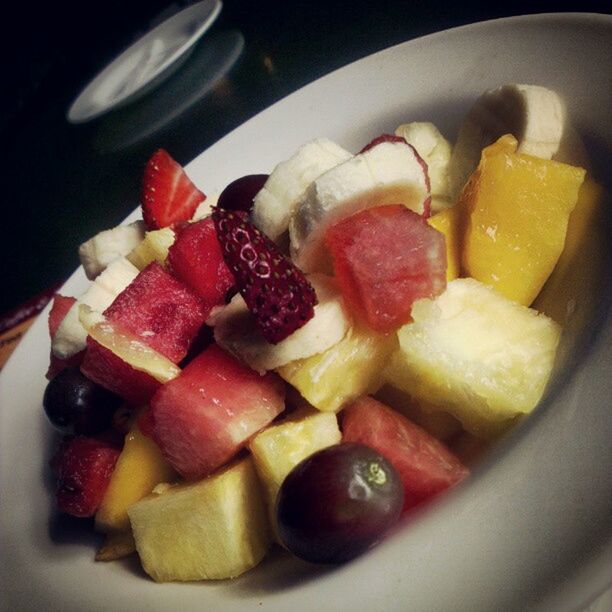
[167,218,235,316]
[81,339,161,406]
[342,396,468,512]
[47,295,83,379]
[326,204,446,332]
[151,344,285,479]
[104,262,207,363]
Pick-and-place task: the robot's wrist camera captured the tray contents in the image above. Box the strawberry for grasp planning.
[50,436,120,518]
[212,208,317,344]
[141,149,205,230]
[360,134,432,217]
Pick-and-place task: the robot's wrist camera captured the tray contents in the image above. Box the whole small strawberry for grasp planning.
[212,208,317,344]
[50,436,120,518]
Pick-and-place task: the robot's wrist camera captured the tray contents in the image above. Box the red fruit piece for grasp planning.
[80,340,161,406]
[360,134,431,217]
[151,344,285,479]
[342,396,468,513]
[217,174,268,213]
[212,208,317,344]
[167,218,235,315]
[50,436,120,518]
[141,149,205,230]
[326,204,446,332]
[46,295,83,380]
[104,262,207,363]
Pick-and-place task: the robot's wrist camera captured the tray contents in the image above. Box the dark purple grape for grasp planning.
[43,367,123,435]
[217,174,268,213]
[276,442,404,564]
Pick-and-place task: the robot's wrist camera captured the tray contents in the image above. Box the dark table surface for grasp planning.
[1,0,610,317]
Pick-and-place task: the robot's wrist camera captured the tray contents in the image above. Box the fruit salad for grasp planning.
[43,83,593,581]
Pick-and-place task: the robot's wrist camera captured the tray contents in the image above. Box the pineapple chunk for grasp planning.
[96,421,176,533]
[127,227,175,270]
[249,409,341,534]
[386,278,560,438]
[128,458,271,582]
[277,326,396,412]
[461,135,585,305]
[427,206,462,281]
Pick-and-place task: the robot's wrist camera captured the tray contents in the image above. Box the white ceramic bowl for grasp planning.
[1,12,611,612]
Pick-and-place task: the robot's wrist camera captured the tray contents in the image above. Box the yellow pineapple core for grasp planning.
[386,278,561,438]
[127,227,175,270]
[128,458,271,582]
[461,134,585,305]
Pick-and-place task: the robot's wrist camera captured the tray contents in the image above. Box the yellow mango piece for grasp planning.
[427,206,462,281]
[249,409,341,537]
[461,134,585,305]
[277,326,397,412]
[96,421,176,533]
[533,179,605,325]
[128,458,271,582]
[127,227,175,270]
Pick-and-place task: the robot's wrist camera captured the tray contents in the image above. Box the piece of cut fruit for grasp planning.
[342,396,468,512]
[427,206,461,281]
[249,409,341,537]
[386,278,561,438]
[47,295,83,379]
[103,262,207,363]
[95,419,176,533]
[95,531,136,561]
[166,217,234,315]
[150,344,285,479]
[127,227,175,270]
[326,204,446,332]
[461,134,585,305]
[128,457,271,581]
[277,325,396,413]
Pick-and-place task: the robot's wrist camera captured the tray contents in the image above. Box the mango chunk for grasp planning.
[276,326,397,412]
[96,421,176,533]
[128,458,271,582]
[427,206,462,281]
[249,409,340,537]
[461,135,585,305]
[386,278,560,439]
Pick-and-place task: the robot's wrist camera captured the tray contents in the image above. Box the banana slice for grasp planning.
[448,84,566,200]
[79,221,145,280]
[252,138,352,242]
[212,274,350,373]
[52,257,140,359]
[289,139,430,273]
[395,122,452,213]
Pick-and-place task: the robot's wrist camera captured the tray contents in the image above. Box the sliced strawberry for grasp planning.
[342,396,468,513]
[360,134,431,218]
[141,149,205,230]
[212,208,317,344]
[50,436,120,518]
[167,218,235,315]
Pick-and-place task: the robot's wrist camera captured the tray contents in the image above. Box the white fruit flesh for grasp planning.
[252,138,352,241]
[387,278,561,438]
[128,458,271,582]
[212,274,350,372]
[52,257,139,359]
[448,84,565,199]
[395,122,452,212]
[289,140,429,272]
[78,221,145,280]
